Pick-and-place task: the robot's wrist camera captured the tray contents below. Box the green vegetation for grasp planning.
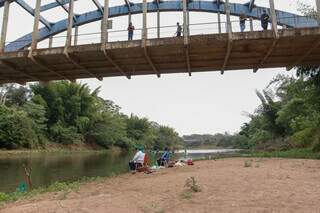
[237,66,320,154]
[0,82,183,151]
[0,176,103,205]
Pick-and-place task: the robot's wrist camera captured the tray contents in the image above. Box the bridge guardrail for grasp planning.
[4,15,319,51]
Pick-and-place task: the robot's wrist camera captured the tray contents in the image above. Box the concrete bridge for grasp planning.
[0,0,319,83]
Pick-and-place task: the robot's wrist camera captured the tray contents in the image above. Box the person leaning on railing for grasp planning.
[239,13,247,32]
[128,22,135,40]
[260,10,270,30]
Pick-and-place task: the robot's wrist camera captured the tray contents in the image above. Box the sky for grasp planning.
[0,0,316,135]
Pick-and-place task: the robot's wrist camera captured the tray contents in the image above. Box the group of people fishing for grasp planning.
[127,10,271,41]
[128,147,171,173]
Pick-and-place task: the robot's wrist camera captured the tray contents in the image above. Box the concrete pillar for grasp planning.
[49,36,53,48]
[249,17,253,31]
[0,0,10,53]
[74,26,79,45]
[157,10,160,38]
[142,0,147,44]
[269,0,278,36]
[101,0,109,43]
[65,0,74,49]
[225,0,232,34]
[30,0,42,51]
[217,12,221,34]
[183,0,188,44]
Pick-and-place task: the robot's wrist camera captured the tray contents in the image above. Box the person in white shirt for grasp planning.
[129,148,145,172]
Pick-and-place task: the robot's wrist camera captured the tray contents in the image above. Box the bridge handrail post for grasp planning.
[74,26,79,46]
[217,12,221,34]
[101,0,109,44]
[29,0,42,55]
[157,8,160,38]
[48,36,53,48]
[0,0,10,53]
[249,17,254,31]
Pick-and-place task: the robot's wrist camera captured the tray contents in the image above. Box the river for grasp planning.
[0,149,240,193]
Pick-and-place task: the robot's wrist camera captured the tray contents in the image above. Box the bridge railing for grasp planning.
[4,15,318,51]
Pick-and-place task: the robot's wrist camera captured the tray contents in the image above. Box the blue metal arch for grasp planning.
[4,1,318,51]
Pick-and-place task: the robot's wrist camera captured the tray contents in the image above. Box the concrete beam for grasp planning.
[0,60,40,81]
[102,49,131,79]
[15,0,52,29]
[221,0,232,74]
[143,47,160,78]
[29,55,71,80]
[0,0,10,53]
[185,46,191,76]
[286,39,320,71]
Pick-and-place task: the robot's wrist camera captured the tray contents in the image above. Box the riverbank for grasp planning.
[0,145,123,158]
[1,158,320,213]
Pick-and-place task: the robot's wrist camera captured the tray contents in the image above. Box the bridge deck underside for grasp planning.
[0,27,320,83]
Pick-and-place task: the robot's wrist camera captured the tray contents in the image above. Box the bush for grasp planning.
[0,106,39,149]
[311,130,320,152]
[49,121,83,145]
[292,128,315,148]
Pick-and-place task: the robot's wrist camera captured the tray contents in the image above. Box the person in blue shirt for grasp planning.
[157,147,170,166]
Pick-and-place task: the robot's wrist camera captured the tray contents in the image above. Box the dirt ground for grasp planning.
[1,158,320,213]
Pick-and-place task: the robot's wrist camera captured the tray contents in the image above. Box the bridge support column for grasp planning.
[0,0,10,53]
[101,0,109,43]
[183,0,191,76]
[221,0,233,74]
[65,0,74,49]
[142,0,147,43]
[253,0,279,73]
[29,0,42,54]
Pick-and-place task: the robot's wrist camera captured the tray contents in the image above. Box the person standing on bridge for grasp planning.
[260,10,270,30]
[175,22,182,37]
[128,22,135,41]
[239,13,247,32]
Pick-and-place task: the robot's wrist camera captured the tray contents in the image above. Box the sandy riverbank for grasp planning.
[1,158,320,213]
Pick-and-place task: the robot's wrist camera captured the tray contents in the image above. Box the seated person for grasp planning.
[157,147,170,166]
[129,147,145,172]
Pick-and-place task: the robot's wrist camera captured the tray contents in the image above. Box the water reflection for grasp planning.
[0,149,240,192]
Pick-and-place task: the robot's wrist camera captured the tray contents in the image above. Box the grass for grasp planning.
[248,148,320,160]
[0,176,104,205]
